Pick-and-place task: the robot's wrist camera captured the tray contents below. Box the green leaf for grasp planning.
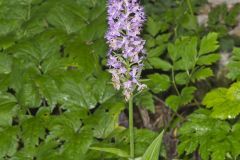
[148,46,165,58]
[146,73,170,93]
[90,147,129,158]
[142,130,164,160]
[135,91,155,113]
[166,87,196,111]
[165,95,182,112]
[60,127,93,159]
[181,87,197,105]
[84,100,125,138]
[148,57,172,71]
[0,127,19,158]
[146,17,161,37]
[197,54,220,65]
[227,47,240,80]
[191,67,213,82]
[178,109,239,160]
[17,81,41,108]
[203,82,240,119]
[0,93,18,127]
[175,72,189,85]
[199,32,219,55]
[21,110,49,148]
[0,54,12,74]
[181,14,198,31]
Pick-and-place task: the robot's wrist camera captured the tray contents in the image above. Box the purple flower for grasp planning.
[106,0,146,101]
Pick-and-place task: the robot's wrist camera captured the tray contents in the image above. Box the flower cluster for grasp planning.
[106,0,146,101]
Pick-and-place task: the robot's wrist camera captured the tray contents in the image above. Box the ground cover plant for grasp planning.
[0,0,240,159]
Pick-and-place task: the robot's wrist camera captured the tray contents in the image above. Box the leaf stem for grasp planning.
[129,96,134,159]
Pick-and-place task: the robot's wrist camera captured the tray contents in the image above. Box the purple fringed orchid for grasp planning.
[106,0,146,101]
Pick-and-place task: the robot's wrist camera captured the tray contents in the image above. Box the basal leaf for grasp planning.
[142,130,164,160]
[90,147,129,158]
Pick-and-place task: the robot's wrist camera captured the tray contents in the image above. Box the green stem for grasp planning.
[171,67,180,96]
[129,96,134,159]
[186,0,194,16]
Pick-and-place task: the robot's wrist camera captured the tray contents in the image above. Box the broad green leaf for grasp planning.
[21,112,48,148]
[0,127,19,158]
[90,147,129,158]
[59,72,97,109]
[0,54,12,74]
[84,100,125,138]
[17,81,41,108]
[60,128,93,159]
[0,93,18,127]
[142,130,164,160]
[199,32,219,55]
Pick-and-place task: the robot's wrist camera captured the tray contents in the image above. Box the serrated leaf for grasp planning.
[165,95,182,112]
[181,87,197,105]
[17,81,41,108]
[178,109,235,160]
[0,54,12,74]
[166,87,196,111]
[142,130,164,160]
[146,17,161,37]
[148,46,165,58]
[148,57,172,71]
[175,72,189,85]
[0,93,18,127]
[227,47,240,80]
[191,67,213,82]
[0,127,19,158]
[203,82,240,119]
[199,32,219,55]
[85,100,125,138]
[21,113,47,148]
[61,128,93,159]
[135,91,155,113]
[146,73,170,94]
[197,54,220,65]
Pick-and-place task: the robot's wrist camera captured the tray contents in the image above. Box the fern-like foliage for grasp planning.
[178,109,240,160]
[203,82,240,119]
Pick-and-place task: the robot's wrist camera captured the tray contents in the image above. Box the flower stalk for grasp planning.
[129,96,134,159]
[106,0,146,159]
